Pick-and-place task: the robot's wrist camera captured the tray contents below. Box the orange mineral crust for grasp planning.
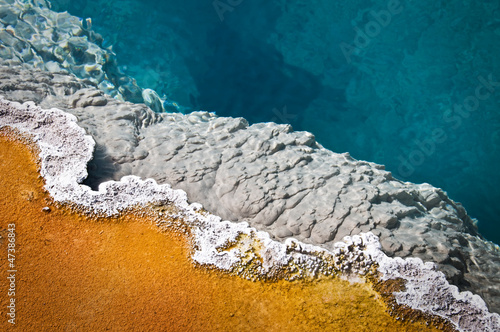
[0,134,440,331]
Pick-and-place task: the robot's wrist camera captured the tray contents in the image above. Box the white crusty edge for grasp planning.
[0,97,498,332]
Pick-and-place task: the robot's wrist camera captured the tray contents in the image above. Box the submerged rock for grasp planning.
[142,88,162,113]
[0,0,146,104]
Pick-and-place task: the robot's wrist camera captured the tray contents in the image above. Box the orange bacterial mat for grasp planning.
[0,133,442,331]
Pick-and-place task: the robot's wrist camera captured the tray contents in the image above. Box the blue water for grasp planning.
[51,0,500,244]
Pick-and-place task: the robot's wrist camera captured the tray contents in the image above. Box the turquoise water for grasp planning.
[51,0,500,244]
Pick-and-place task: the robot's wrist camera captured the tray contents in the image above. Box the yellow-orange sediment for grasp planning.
[0,133,441,331]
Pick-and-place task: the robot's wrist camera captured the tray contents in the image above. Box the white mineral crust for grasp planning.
[1,97,499,331]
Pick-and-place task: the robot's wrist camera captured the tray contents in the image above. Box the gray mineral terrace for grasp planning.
[1,62,500,316]
[1,97,499,332]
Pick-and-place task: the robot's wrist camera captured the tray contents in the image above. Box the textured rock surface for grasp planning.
[1,97,499,331]
[1,63,499,314]
[0,0,152,105]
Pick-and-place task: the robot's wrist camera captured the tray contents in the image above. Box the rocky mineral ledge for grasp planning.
[1,59,500,315]
[1,97,499,331]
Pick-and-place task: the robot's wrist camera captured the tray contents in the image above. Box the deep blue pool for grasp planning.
[51,0,500,244]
